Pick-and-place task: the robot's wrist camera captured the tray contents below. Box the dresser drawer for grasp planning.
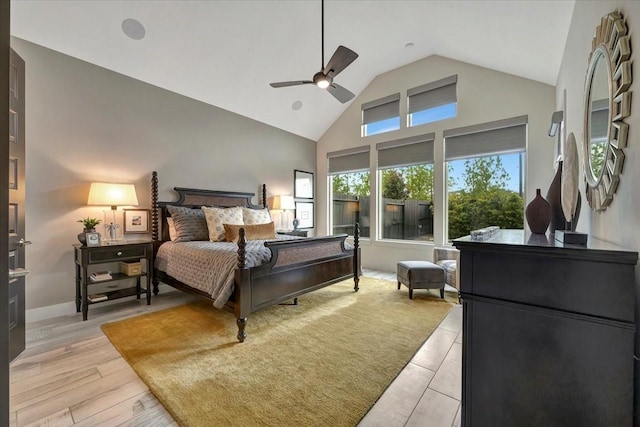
[88,245,147,263]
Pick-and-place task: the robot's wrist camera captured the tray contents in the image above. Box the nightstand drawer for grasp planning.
[88,245,147,262]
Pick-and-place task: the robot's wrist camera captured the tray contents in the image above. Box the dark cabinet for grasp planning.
[454,230,637,426]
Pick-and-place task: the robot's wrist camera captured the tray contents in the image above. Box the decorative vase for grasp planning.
[77,228,96,245]
[546,161,564,234]
[525,189,551,234]
[547,161,581,233]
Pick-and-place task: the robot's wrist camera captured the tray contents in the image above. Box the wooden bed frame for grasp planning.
[150,171,361,342]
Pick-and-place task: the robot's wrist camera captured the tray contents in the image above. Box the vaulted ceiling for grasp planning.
[10,0,575,141]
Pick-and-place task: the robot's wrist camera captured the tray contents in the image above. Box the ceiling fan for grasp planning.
[269,0,359,103]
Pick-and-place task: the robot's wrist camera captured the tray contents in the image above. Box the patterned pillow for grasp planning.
[224,222,276,243]
[166,205,209,242]
[166,217,177,241]
[243,207,272,225]
[201,206,244,241]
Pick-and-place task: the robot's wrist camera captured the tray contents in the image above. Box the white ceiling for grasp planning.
[10,0,575,141]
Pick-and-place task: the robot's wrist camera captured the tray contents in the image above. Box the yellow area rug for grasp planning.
[101,277,455,426]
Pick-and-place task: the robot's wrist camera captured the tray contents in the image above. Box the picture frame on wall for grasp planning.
[123,209,150,234]
[294,170,314,199]
[295,201,314,229]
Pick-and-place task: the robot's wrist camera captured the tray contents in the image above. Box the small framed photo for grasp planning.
[85,232,101,247]
[123,209,150,234]
[295,201,314,229]
[294,170,314,199]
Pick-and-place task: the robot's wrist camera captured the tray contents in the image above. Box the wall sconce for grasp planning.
[548,110,564,137]
[87,182,139,243]
[271,195,296,231]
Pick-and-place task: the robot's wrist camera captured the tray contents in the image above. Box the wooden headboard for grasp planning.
[150,171,267,242]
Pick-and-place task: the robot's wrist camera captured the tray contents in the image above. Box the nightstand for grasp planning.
[74,240,153,320]
[277,230,308,237]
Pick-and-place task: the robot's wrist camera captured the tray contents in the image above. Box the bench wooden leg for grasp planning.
[440,288,444,299]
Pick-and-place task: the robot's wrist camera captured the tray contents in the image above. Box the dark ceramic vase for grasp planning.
[525,188,551,234]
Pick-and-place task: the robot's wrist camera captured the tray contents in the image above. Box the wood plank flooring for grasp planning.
[9,272,462,426]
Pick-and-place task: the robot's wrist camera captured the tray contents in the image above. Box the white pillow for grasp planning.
[167,217,177,241]
[243,207,272,225]
[201,206,244,241]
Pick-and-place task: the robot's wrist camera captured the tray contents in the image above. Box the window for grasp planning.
[362,94,400,136]
[408,75,457,127]
[377,134,435,242]
[444,116,527,241]
[327,146,371,237]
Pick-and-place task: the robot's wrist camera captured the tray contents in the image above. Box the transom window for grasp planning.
[361,93,400,137]
[408,75,457,127]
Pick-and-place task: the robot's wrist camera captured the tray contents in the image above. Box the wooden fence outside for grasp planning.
[332,195,433,240]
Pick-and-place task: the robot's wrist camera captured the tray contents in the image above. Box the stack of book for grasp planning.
[87,294,108,303]
[89,271,112,282]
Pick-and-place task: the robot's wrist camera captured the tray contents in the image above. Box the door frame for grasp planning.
[1,0,11,422]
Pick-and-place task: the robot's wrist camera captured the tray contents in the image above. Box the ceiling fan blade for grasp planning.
[324,46,358,78]
[326,83,355,103]
[270,80,313,88]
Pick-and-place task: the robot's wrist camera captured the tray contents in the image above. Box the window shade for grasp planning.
[327,146,371,175]
[377,133,435,169]
[444,115,527,161]
[362,93,400,125]
[408,75,457,114]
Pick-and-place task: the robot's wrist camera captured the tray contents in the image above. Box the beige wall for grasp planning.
[317,55,556,272]
[11,37,316,311]
[555,2,640,420]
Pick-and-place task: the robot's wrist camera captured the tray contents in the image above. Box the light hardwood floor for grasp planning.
[9,271,462,426]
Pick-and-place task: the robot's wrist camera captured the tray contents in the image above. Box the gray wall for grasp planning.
[11,37,315,312]
[317,55,556,272]
[554,1,640,421]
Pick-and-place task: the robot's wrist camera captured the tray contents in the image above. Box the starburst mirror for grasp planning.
[582,11,632,211]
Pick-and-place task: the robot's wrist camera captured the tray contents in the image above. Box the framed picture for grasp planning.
[85,232,101,247]
[294,170,314,199]
[123,209,150,234]
[295,201,314,229]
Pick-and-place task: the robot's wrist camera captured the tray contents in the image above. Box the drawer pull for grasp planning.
[117,251,123,256]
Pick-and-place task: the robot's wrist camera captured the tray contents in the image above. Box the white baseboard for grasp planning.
[26,283,176,324]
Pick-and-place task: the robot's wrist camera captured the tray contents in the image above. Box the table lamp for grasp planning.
[88,182,139,243]
[272,195,295,231]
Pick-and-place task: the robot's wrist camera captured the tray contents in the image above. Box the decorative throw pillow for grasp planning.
[243,207,272,225]
[166,205,209,242]
[224,222,276,243]
[166,217,177,241]
[202,206,244,242]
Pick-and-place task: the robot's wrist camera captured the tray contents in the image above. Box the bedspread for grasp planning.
[155,236,298,308]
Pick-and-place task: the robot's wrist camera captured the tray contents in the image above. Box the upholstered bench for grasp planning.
[397,261,445,299]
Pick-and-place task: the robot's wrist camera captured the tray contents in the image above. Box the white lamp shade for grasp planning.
[272,195,295,210]
[87,182,139,208]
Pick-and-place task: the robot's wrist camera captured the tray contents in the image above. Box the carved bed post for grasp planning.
[353,222,360,292]
[236,227,248,342]
[262,184,267,209]
[151,171,160,295]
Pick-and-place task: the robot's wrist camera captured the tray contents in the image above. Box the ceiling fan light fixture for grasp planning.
[313,72,331,88]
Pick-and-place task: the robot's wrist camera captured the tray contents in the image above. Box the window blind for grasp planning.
[408,75,457,114]
[444,115,527,161]
[376,133,435,169]
[362,93,400,125]
[590,98,609,140]
[327,146,371,175]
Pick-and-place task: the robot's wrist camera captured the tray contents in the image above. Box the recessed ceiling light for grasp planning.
[292,101,303,111]
[405,42,415,49]
[122,18,145,40]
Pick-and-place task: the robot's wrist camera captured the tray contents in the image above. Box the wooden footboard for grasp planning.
[233,226,360,341]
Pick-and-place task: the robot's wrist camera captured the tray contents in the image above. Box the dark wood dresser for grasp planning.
[453,230,637,426]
